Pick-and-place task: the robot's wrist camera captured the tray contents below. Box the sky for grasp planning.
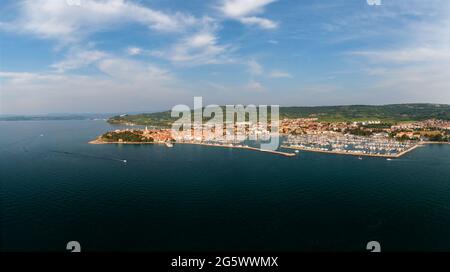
[0,0,449,114]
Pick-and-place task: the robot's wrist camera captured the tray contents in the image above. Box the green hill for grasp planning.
[107,103,450,126]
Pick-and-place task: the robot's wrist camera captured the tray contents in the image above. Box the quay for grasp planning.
[89,138,296,157]
[171,142,296,157]
[281,144,422,158]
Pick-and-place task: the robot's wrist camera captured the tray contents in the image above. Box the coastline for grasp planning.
[282,142,449,158]
[281,144,422,158]
[89,138,297,157]
[90,137,450,159]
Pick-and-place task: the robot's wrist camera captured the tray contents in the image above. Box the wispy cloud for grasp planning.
[126,47,143,56]
[246,80,264,91]
[3,0,450,114]
[150,27,235,66]
[247,60,263,75]
[350,47,450,63]
[219,0,278,29]
[0,0,197,43]
[51,49,108,72]
[0,57,184,114]
[220,0,277,17]
[239,16,278,29]
[347,2,450,104]
[269,70,292,78]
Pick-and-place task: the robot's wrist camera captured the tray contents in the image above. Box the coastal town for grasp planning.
[91,118,450,158]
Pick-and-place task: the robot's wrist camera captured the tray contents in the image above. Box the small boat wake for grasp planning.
[50,150,127,164]
[386,158,416,163]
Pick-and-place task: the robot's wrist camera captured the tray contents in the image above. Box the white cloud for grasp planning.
[247,60,263,75]
[0,57,185,114]
[239,16,278,29]
[246,80,264,91]
[188,32,217,48]
[126,47,143,56]
[220,0,277,17]
[350,32,450,103]
[98,57,173,82]
[219,0,278,29]
[151,30,233,66]
[0,72,67,85]
[1,0,197,42]
[51,49,108,72]
[350,47,450,63]
[269,70,292,78]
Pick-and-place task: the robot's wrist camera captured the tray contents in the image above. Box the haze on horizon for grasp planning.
[1,0,450,115]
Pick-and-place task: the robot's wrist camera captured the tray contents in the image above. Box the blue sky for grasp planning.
[1,0,449,114]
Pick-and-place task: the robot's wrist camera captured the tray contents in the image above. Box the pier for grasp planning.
[89,138,296,157]
[281,144,421,158]
[176,142,297,157]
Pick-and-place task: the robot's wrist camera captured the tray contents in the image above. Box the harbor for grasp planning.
[282,133,420,158]
[281,143,421,158]
[89,138,297,157]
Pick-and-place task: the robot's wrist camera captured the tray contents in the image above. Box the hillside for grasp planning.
[107,103,450,126]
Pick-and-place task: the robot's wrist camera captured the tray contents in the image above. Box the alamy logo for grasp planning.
[66,241,81,252]
[171,97,280,151]
[366,241,381,252]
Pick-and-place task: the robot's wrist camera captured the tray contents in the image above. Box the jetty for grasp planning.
[281,143,421,158]
[89,138,296,157]
[175,142,297,157]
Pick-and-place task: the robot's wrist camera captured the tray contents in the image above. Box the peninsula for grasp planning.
[92,104,450,159]
[90,128,296,157]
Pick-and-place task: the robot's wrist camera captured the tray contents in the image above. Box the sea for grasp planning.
[1,120,450,252]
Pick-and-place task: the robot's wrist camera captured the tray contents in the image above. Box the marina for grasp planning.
[281,143,421,158]
[282,133,419,158]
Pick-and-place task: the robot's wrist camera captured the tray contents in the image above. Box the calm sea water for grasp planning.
[1,120,450,252]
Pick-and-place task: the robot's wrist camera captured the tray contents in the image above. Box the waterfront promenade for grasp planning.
[89,138,296,157]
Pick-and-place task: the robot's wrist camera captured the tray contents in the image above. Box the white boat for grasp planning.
[165,142,174,148]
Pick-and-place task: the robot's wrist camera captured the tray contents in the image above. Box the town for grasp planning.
[91,118,450,158]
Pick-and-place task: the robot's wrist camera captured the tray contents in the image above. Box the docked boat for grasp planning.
[165,142,174,148]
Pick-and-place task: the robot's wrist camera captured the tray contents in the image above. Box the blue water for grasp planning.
[1,120,450,252]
